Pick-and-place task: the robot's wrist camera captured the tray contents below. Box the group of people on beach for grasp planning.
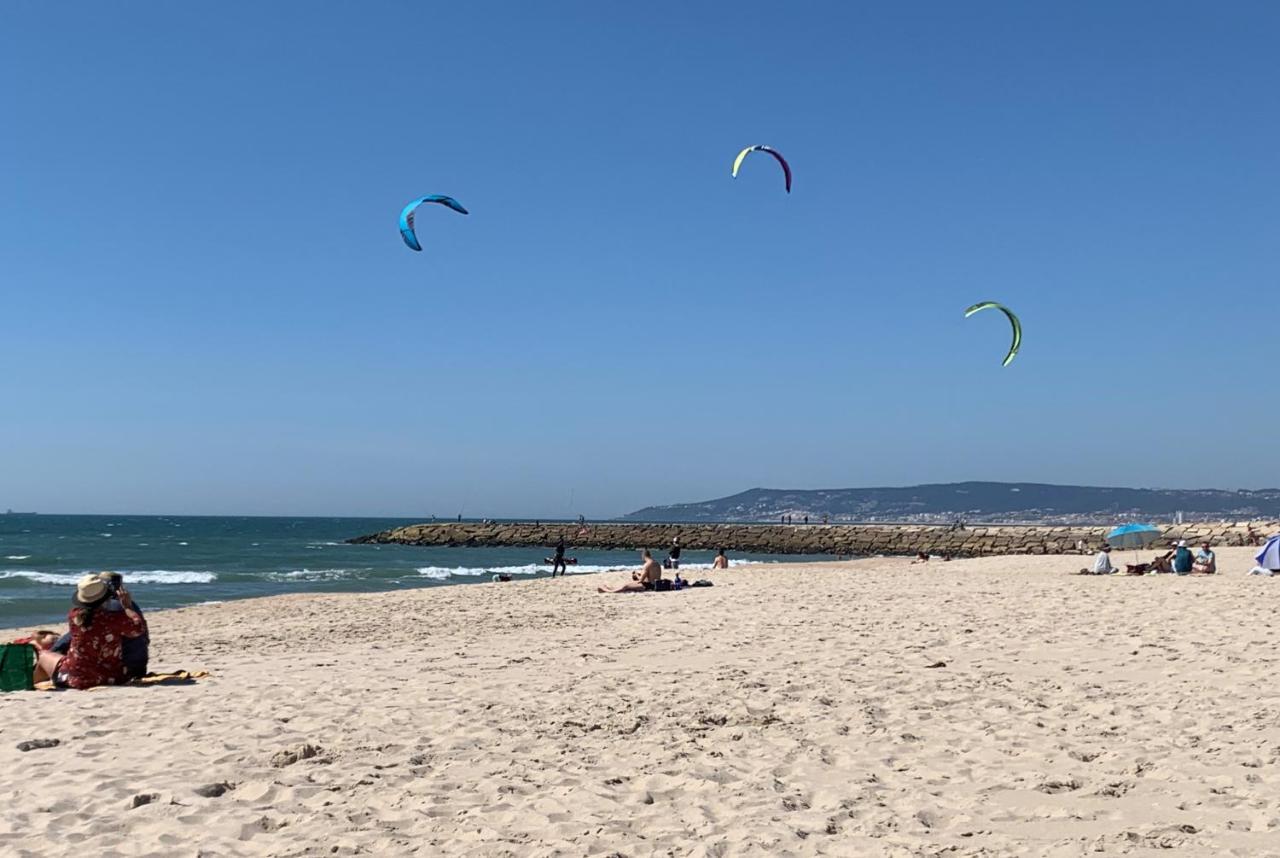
[1081,540,1217,576]
[595,545,727,592]
[592,539,728,593]
[11,572,149,690]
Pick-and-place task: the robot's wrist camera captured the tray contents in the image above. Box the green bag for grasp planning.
[0,643,36,692]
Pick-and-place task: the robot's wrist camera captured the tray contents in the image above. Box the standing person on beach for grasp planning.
[551,535,567,576]
[667,537,681,570]
[713,548,728,569]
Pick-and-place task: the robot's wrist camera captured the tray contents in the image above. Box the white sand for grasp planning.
[3,548,1279,856]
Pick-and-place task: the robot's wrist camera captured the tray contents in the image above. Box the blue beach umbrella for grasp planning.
[1107,523,1164,564]
[1106,523,1163,549]
[1255,535,1280,571]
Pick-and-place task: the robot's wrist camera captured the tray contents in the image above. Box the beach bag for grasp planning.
[691,580,714,588]
[0,643,36,692]
[654,578,673,592]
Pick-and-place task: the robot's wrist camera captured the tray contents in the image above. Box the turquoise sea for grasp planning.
[0,514,833,629]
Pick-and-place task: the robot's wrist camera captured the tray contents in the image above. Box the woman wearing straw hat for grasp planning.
[35,573,146,689]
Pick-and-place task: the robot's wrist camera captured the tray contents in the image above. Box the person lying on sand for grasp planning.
[1127,550,1175,575]
[1150,550,1174,574]
[598,549,664,593]
[12,630,59,650]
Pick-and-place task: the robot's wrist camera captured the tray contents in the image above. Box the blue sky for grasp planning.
[2,2,1277,517]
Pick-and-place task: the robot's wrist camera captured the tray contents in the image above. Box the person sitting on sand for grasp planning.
[598,550,664,593]
[1080,544,1115,575]
[1172,540,1194,575]
[712,548,728,570]
[1192,542,1216,574]
[35,573,146,689]
[911,551,930,564]
[50,572,150,679]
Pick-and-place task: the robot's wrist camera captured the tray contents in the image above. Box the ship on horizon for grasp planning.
[4,509,37,515]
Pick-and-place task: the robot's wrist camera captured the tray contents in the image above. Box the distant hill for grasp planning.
[621,482,1280,524]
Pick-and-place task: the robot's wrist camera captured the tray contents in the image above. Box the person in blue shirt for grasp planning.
[1172,541,1195,575]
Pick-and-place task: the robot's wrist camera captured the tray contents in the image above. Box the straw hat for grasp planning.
[73,573,110,607]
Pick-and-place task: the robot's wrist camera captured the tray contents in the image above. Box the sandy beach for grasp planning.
[4,548,1279,856]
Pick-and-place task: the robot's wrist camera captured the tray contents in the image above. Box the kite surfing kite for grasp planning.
[399,195,469,252]
[731,145,792,193]
[963,301,1022,366]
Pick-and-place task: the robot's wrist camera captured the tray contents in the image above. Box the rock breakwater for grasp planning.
[348,521,1278,557]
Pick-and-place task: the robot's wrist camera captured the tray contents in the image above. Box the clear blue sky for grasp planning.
[2,2,1277,517]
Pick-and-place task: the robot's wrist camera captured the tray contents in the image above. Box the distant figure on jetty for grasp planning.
[551,536,568,577]
[803,515,809,525]
[598,550,664,593]
[713,548,728,570]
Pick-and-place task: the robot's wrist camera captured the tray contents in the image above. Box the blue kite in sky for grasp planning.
[399,195,469,252]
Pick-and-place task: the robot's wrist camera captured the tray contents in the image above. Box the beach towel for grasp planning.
[32,669,210,692]
[134,670,209,686]
[0,643,36,692]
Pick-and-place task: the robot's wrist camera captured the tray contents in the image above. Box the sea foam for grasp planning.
[0,569,216,585]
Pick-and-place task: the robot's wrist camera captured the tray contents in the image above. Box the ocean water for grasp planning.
[0,514,834,629]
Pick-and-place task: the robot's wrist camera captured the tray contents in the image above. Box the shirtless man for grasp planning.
[598,549,664,593]
[712,548,728,570]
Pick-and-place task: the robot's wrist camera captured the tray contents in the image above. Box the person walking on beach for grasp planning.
[667,537,681,570]
[551,535,567,576]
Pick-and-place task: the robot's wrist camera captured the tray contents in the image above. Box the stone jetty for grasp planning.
[348,520,1278,558]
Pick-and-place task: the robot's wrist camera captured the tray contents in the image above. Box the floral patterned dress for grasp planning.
[56,607,146,689]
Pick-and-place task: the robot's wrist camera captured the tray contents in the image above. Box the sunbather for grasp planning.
[598,550,664,593]
[11,630,58,650]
